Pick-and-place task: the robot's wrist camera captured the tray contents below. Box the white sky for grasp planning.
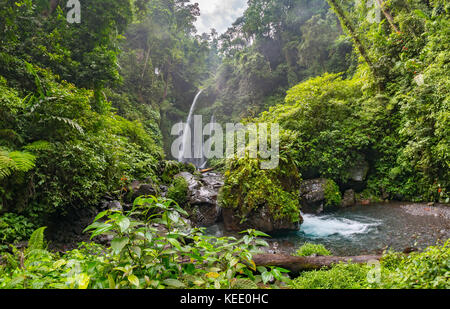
[194,0,248,34]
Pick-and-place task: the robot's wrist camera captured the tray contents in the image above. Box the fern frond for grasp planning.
[48,116,85,134]
[0,151,15,179]
[23,141,53,152]
[8,151,36,172]
[26,227,47,253]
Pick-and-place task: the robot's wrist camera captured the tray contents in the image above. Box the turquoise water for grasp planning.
[208,203,450,256]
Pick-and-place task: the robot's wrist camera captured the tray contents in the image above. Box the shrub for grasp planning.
[324,179,342,207]
[378,240,450,289]
[0,213,36,251]
[167,176,189,207]
[0,197,290,289]
[219,130,302,223]
[290,263,370,289]
[295,243,332,257]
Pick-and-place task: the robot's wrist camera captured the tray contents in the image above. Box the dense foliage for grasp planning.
[291,240,450,289]
[0,196,291,289]
[197,0,355,123]
[0,0,448,291]
[221,0,449,209]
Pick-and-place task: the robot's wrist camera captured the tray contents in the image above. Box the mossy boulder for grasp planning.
[299,178,342,214]
[219,145,302,233]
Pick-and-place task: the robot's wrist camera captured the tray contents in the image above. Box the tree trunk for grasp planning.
[327,0,376,76]
[253,254,382,273]
[376,0,400,32]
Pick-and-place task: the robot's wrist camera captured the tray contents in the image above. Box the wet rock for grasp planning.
[222,207,301,234]
[175,172,201,191]
[341,189,356,207]
[159,185,169,197]
[189,203,222,227]
[102,200,123,212]
[176,172,223,227]
[132,184,157,200]
[299,178,328,214]
[348,160,369,182]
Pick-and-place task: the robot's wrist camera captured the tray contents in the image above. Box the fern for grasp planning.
[26,227,47,252]
[23,141,53,152]
[48,116,85,134]
[0,150,15,179]
[0,148,36,180]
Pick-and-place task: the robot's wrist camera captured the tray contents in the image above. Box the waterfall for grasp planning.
[178,90,203,166]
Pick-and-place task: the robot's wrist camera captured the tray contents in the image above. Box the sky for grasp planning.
[194,0,248,34]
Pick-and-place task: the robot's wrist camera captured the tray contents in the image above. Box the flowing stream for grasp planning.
[207,203,450,256]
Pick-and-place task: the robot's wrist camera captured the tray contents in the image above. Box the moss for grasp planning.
[167,176,189,207]
[295,243,332,257]
[290,263,371,289]
[324,179,342,207]
[218,131,302,223]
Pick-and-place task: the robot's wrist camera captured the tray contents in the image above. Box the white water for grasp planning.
[300,213,381,238]
[178,90,203,164]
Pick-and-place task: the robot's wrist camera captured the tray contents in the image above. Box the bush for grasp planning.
[290,263,370,289]
[167,176,189,207]
[324,180,342,207]
[295,243,331,257]
[219,130,302,223]
[0,197,290,289]
[379,241,450,289]
[0,213,36,251]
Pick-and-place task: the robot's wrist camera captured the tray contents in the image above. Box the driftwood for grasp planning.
[253,254,382,273]
[199,168,214,173]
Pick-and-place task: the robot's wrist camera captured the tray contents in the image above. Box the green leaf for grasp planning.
[163,279,186,288]
[167,238,182,250]
[261,271,274,285]
[116,217,130,233]
[27,227,46,252]
[128,275,140,287]
[93,211,109,222]
[111,237,129,255]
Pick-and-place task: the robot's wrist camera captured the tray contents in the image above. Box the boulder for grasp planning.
[348,160,369,182]
[175,172,201,191]
[222,207,301,234]
[345,159,370,192]
[299,178,328,214]
[341,189,356,207]
[104,200,123,212]
[132,184,157,200]
[175,172,223,227]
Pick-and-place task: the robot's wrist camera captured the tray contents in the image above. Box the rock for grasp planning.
[189,203,222,227]
[132,183,158,200]
[348,160,369,182]
[159,185,168,197]
[299,178,328,214]
[175,172,223,227]
[222,207,301,234]
[105,200,123,212]
[341,189,356,207]
[427,202,435,207]
[175,172,201,191]
[361,199,371,206]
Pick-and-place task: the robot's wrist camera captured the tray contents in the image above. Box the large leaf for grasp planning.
[163,279,186,288]
[111,237,129,255]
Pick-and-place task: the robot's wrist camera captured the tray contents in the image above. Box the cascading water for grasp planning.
[178,90,204,167]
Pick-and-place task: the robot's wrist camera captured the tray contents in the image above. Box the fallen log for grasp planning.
[199,168,214,173]
[253,254,382,273]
